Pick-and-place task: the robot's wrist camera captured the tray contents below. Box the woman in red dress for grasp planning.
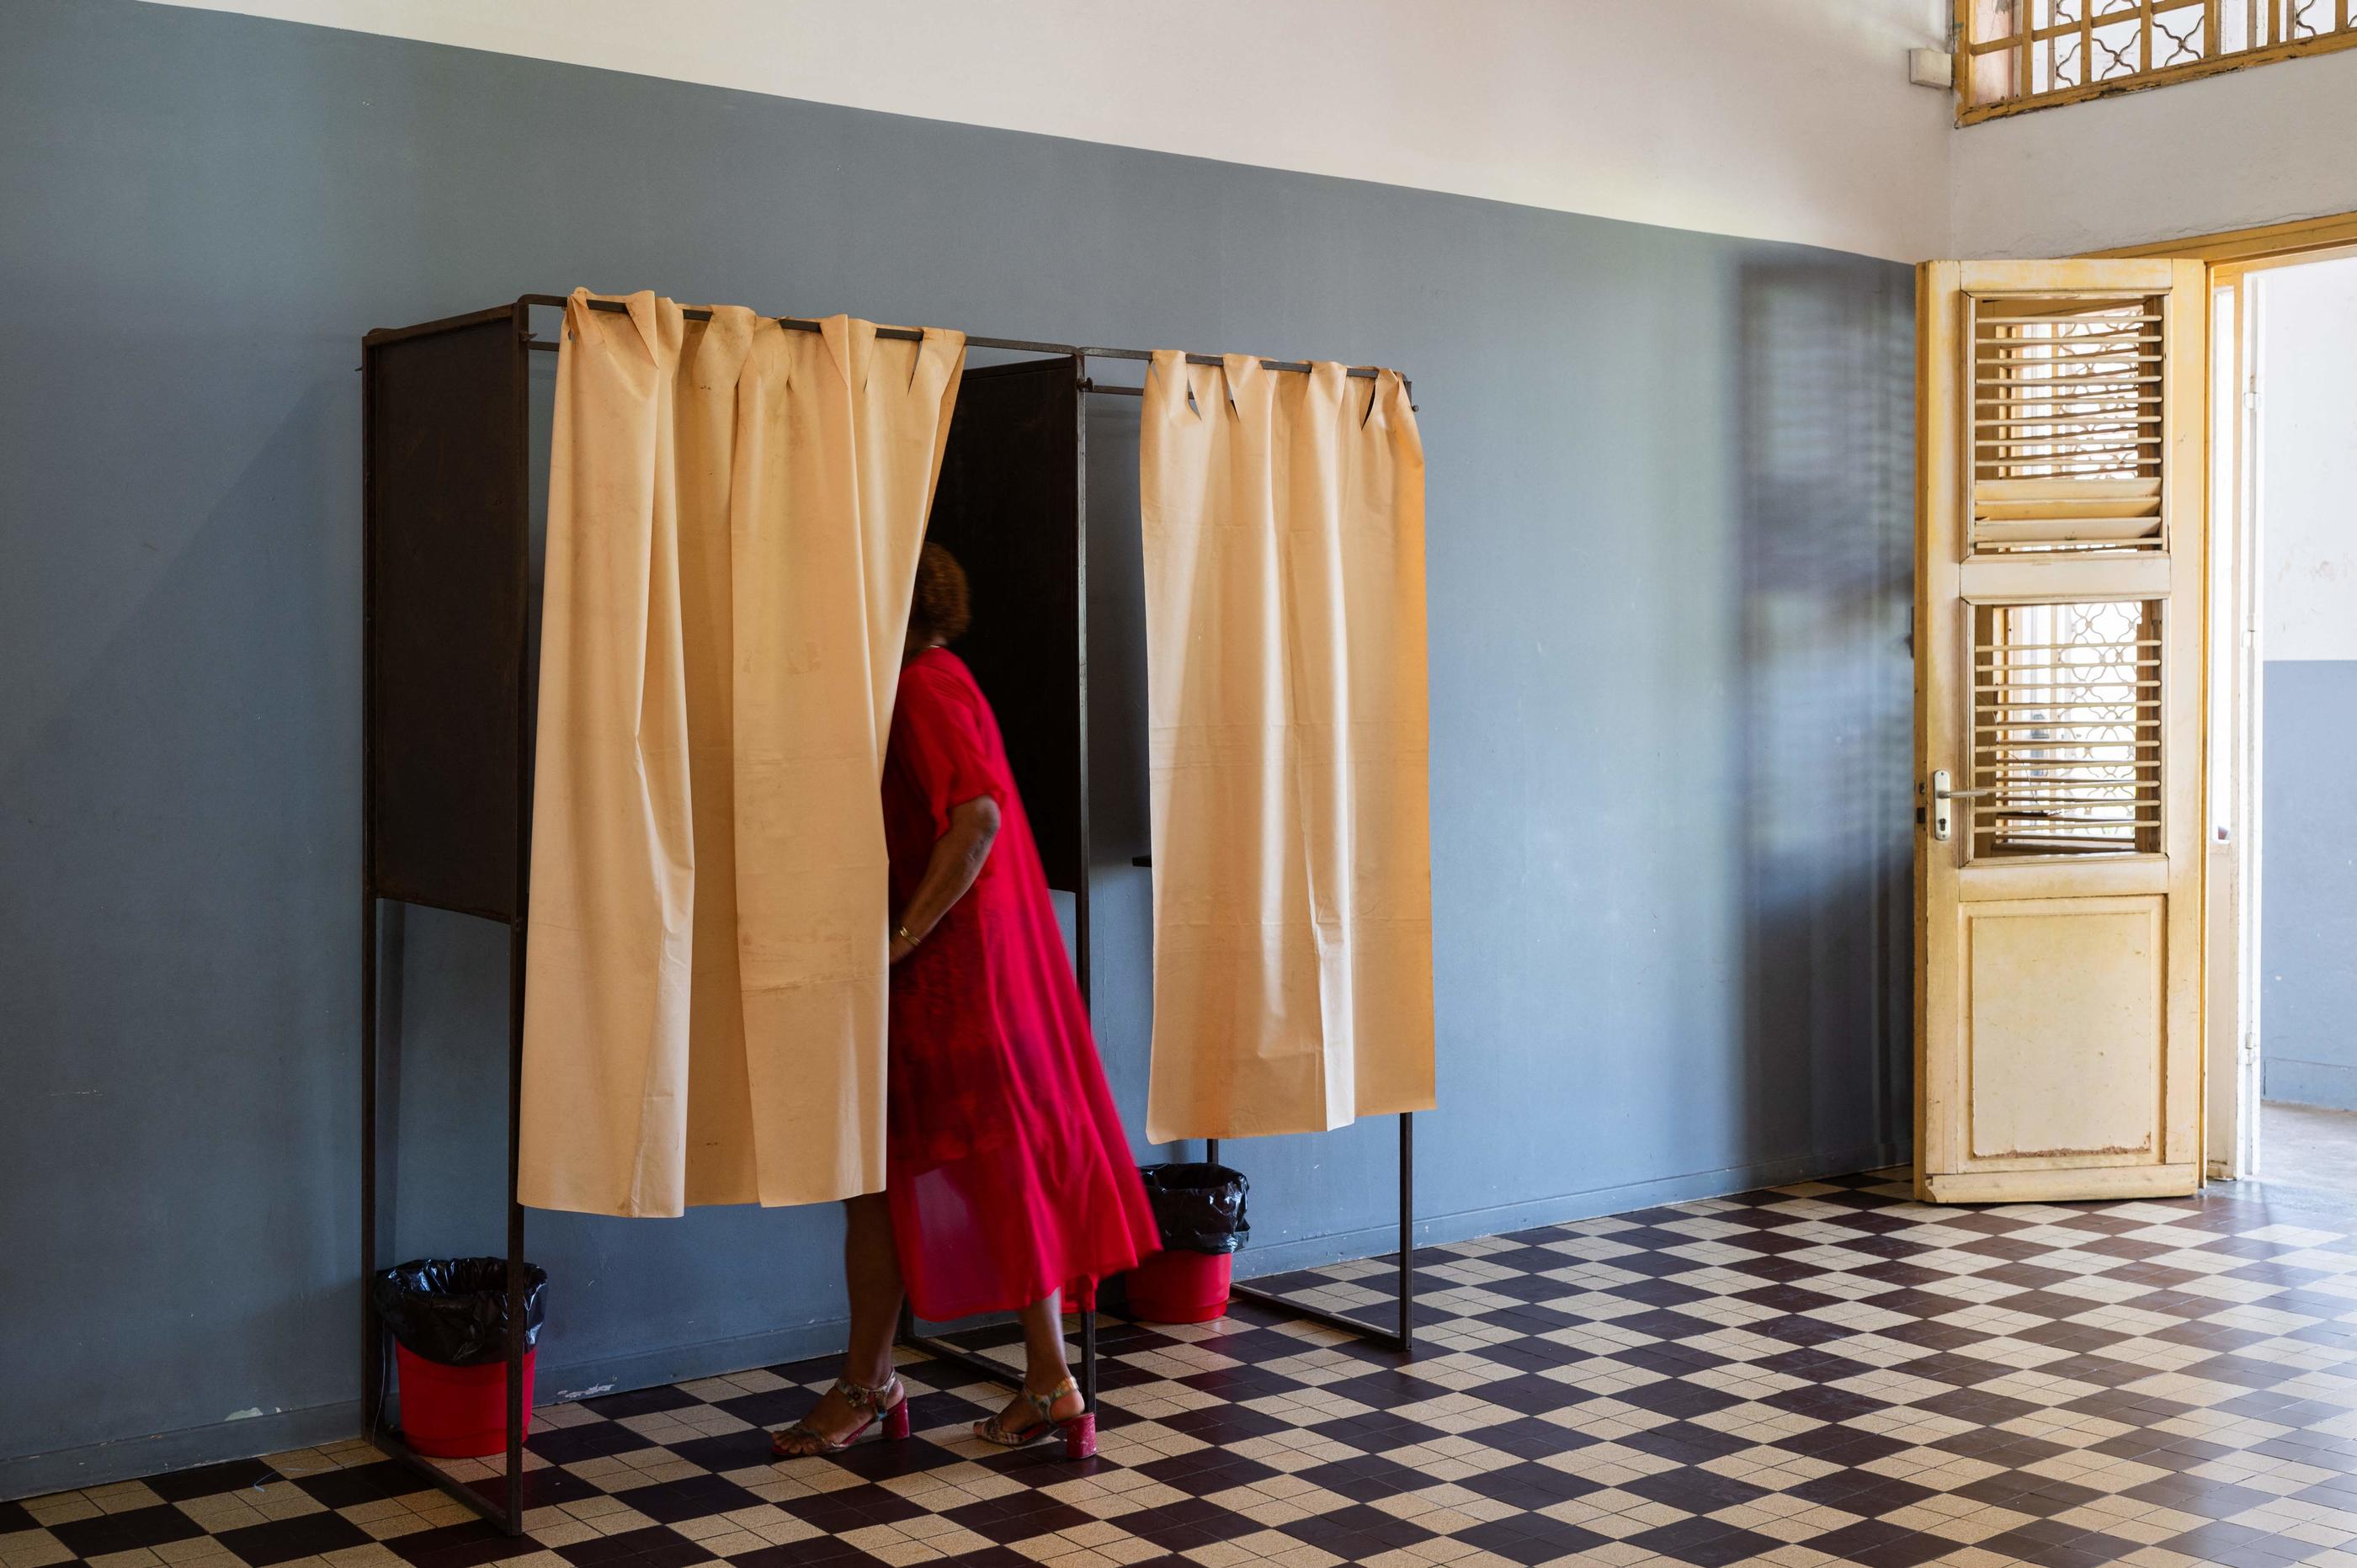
[773,545,1158,1459]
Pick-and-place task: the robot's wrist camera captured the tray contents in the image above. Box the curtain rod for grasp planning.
[514,293,1409,392]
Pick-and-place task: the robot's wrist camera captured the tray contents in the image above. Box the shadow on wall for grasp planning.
[1733,260,1914,1177]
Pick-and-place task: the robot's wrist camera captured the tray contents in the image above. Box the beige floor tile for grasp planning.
[83,1549,162,1568]
[683,1530,767,1558]
[82,1484,166,1516]
[0,1533,77,1568]
[317,1544,404,1568]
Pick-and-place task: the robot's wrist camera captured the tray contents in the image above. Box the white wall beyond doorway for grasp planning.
[2252,254,2357,1119]
[2259,258,2357,665]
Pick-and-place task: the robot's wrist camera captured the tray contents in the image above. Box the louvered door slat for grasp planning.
[1968,293,2170,556]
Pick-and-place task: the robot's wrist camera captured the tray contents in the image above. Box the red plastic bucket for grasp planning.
[1125,1251,1232,1324]
[394,1345,536,1458]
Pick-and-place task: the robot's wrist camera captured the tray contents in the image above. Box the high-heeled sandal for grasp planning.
[769,1373,911,1458]
[972,1374,1096,1459]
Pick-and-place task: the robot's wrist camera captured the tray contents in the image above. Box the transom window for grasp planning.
[1958,0,2357,121]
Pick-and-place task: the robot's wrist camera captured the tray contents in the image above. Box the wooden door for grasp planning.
[1916,259,2207,1204]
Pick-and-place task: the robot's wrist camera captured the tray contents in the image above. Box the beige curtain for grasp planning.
[1139,353,1434,1143]
[519,289,964,1217]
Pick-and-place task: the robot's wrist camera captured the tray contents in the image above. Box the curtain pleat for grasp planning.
[1139,352,1435,1143]
[519,290,964,1217]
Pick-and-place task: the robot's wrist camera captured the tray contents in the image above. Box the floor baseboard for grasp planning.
[2,1402,359,1504]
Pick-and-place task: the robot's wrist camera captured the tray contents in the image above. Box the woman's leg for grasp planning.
[1017,1289,1072,1394]
[776,1193,904,1453]
[842,1191,904,1385]
[982,1289,1085,1434]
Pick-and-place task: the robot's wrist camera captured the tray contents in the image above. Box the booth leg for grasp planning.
[1212,1114,1415,1354]
[500,919,528,1533]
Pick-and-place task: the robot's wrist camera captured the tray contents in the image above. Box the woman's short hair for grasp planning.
[911,542,971,642]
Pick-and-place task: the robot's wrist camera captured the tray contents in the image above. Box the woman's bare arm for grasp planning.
[891,795,1000,962]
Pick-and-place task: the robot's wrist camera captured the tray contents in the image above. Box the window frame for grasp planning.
[1957,0,2357,123]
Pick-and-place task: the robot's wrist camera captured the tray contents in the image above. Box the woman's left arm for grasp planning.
[891,795,1001,963]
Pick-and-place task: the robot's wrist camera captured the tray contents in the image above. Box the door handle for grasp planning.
[1928,769,1993,842]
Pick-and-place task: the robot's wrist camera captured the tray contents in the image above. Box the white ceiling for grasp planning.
[147,0,1955,262]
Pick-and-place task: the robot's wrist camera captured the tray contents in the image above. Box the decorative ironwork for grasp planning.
[1960,0,2357,121]
[1971,599,2163,858]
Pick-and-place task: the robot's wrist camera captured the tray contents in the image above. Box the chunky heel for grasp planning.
[1060,1411,1097,1461]
[883,1398,912,1441]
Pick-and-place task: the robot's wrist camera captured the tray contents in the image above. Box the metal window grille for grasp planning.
[1971,600,2163,858]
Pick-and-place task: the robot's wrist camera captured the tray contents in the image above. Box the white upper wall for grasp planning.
[2256,255,2357,664]
[148,0,1955,263]
[1950,46,2357,258]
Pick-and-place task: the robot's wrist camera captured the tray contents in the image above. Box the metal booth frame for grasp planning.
[361,293,1418,1534]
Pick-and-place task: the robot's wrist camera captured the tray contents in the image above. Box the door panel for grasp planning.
[1963,897,2161,1161]
[1916,258,2206,1204]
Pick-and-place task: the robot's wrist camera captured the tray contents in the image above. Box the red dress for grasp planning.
[882,648,1158,1321]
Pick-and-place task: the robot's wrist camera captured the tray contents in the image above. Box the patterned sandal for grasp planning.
[770,1373,910,1458]
[972,1374,1096,1459]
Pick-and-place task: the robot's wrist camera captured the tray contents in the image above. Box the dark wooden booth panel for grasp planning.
[925,358,1084,892]
[364,310,527,921]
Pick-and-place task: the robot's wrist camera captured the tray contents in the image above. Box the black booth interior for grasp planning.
[923,357,1089,900]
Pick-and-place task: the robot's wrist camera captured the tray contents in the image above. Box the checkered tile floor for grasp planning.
[14,1169,2357,1568]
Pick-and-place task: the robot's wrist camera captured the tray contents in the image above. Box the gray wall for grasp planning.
[2263,662,2357,1111]
[0,0,1913,1494]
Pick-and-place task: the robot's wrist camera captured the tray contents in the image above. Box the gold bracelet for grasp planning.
[895,923,920,947]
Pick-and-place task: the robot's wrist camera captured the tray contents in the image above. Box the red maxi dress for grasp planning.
[882,647,1158,1321]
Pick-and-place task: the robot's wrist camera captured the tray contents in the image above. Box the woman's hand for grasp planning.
[888,797,1000,969]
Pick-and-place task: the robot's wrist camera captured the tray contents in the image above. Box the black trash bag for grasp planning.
[1139,1162,1249,1254]
[371,1257,549,1368]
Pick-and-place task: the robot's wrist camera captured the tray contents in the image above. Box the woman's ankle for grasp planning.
[844,1358,897,1390]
